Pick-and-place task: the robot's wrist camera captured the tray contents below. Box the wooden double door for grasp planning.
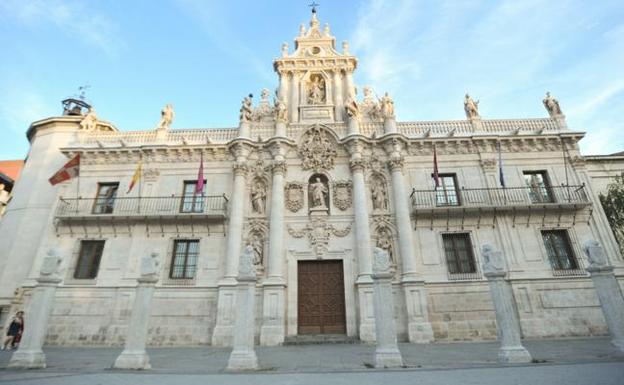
[297,260,346,335]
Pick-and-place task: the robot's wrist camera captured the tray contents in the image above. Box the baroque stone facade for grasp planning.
[0,9,623,348]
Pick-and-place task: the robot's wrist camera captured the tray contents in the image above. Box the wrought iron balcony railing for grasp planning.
[55,195,228,219]
[411,185,590,210]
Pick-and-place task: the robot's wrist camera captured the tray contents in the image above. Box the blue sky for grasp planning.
[0,0,622,160]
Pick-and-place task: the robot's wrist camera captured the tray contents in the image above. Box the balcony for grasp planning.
[411,185,591,227]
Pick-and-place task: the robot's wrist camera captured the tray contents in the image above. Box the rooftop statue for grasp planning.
[157,104,174,130]
[345,95,360,119]
[361,86,380,120]
[239,95,253,123]
[464,93,480,119]
[79,107,98,131]
[380,92,395,119]
[253,88,273,120]
[274,93,288,122]
[543,92,563,117]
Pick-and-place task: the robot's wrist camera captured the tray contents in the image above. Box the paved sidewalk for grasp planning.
[0,337,622,384]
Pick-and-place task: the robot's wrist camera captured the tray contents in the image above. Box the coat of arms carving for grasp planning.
[285,182,304,212]
[332,181,352,211]
[298,124,337,171]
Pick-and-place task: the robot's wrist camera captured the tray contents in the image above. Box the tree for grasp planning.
[599,173,624,255]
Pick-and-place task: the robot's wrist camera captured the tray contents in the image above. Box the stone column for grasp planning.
[387,145,434,343]
[113,253,160,370]
[481,244,532,363]
[289,72,299,123]
[213,144,249,346]
[345,71,356,99]
[584,240,624,352]
[348,142,375,341]
[260,149,286,346]
[333,69,344,121]
[9,253,62,369]
[372,247,403,368]
[227,246,258,370]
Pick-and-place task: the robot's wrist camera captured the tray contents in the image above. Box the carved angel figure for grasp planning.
[79,107,98,131]
[157,104,174,130]
[543,92,563,117]
[464,93,480,119]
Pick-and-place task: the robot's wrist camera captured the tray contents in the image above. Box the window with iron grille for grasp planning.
[180,181,205,213]
[541,230,579,271]
[74,240,105,279]
[434,174,460,207]
[170,240,199,279]
[523,171,553,203]
[442,233,477,274]
[92,183,119,214]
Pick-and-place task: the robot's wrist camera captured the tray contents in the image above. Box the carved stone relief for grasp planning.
[299,124,337,171]
[370,174,389,211]
[375,226,395,266]
[285,182,305,212]
[250,179,267,214]
[307,74,326,105]
[288,218,352,258]
[333,181,352,211]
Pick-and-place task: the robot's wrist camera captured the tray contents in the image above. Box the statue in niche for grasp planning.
[239,95,253,122]
[307,74,326,105]
[543,92,563,117]
[380,92,395,118]
[274,92,288,122]
[373,247,391,274]
[79,106,98,131]
[376,228,394,265]
[309,176,329,208]
[250,233,264,266]
[463,93,480,119]
[371,177,388,210]
[345,95,360,119]
[250,180,266,214]
[157,104,174,130]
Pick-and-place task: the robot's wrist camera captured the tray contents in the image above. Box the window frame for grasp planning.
[541,229,580,272]
[441,232,478,278]
[179,180,206,214]
[433,173,461,207]
[523,170,554,204]
[92,182,119,214]
[73,240,105,279]
[169,239,200,279]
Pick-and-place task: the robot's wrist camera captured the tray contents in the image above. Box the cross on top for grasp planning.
[77,84,91,101]
[309,2,319,13]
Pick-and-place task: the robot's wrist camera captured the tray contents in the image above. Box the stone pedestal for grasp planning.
[347,117,360,136]
[587,265,624,351]
[356,278,376,342]
[371,250,403,368]
[309,206,329,217]
[383,117,397,134]
[401,281,434,343]
[113,275,158,370]
[227,277,258,371]
[275,121,287,137]
[8,276,61,369]
[212,283,237,346]
[484,271,531,363]
[239,121,251,138]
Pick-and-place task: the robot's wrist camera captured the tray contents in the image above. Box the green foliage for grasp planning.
[599,174,624,246]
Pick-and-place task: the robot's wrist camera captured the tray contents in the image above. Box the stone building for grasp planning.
[0,10,623,347]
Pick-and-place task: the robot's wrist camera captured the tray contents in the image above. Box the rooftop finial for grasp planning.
[309,2,319,14]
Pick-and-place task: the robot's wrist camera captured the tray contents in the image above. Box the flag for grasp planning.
[127,159,142,193]
[195,152,204,194]
[49,154,80,186]
[497,141,506,188]
[433,145,440,189]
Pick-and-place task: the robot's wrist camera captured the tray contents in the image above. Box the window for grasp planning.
[74,240,105,279]
[442,233,477,276]
[523,171,553,203]
[180,181,205,213]
[92,183,119,214]
[170,240,199,279]
[435,174,460,207]
[541,230,579,271]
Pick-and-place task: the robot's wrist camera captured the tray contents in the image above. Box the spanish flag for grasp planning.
[127,159,142,193]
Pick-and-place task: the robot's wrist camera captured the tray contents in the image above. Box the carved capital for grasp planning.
[387,156,404,171]
[349,158,367,172]
[272,160,287,175]
[233,161,249,176]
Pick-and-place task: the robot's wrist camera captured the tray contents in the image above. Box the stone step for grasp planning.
[283,334,360,346]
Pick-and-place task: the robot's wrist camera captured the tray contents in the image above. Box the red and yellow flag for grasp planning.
[127,159,142,193]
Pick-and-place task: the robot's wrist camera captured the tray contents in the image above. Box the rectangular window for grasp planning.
[180,181,205,213]
[74,240,105,279]
[92,183,119,214]
[442,233,477,275]
[523,171,553,203]
[435,174,460,207]
[170,240,199,279]
[541,230,579,271]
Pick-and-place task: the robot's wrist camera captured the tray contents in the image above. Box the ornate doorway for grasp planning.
[297,260,346,334]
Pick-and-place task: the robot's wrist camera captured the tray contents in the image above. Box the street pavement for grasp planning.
[0,337,622,384]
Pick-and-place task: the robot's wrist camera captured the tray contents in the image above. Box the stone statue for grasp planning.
[239,245,256,278]
[79,107,98,131]
[323,23,331,37]
[371,178,388,210]
[310,177,328,208]
[250,233,264,266]
[308,76,325,105]
[253,89,272,120]
[157,104,174,130]
[250,180,266,214]
[299,23,306,37]
[281,42,289,57]
[481,243,506,275]
[342,41,350,55]
[543,92,563,117]
[361,86,380,120]
[140,252,160,277]
[40,249,63,277]
[380,92,395,118]
[376,229,394,264]
[373,247,391,274]
[583,239,608,268]
[345,95,359,119]
[274,93,287,122]
[464,93,480,119]
[239,95,253,122]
